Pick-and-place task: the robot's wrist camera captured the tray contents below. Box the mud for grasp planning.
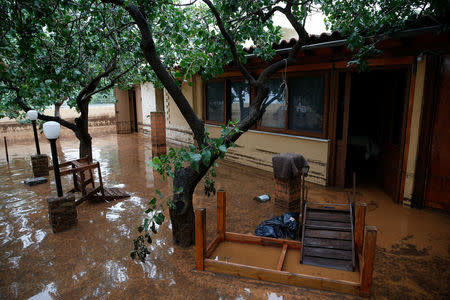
[0,132,449,299]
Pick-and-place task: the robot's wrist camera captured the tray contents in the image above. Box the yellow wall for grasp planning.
[403,57,426,201]
[165,75,329,185]
[165,82,194,146]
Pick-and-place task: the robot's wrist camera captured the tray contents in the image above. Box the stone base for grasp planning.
[47,193,77,233]
[31,154,49,177]
[274,176,302,211]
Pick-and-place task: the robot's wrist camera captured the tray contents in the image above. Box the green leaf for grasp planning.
[155,189,163,198]
[154,212,165,225]
[218,145,227,153]
[143,218,149,232]
[201,149,211,166]
[151,222,157,234]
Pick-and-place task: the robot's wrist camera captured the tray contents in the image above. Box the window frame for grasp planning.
[203,78,227,125]
[256,71,329,139]
[203,71,329,139]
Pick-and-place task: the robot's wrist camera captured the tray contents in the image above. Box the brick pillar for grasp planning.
[47,193,77,233]
[31,154,49,177]
[274,176,301,211]
[150,112,167,156]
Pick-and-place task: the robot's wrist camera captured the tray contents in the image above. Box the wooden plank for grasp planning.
[305,220,351,231]
[217,190,226,241]
[349,203,355,270]
[305,229,352,240]
[307,203,350,211]
[300,202,308,263]
[277,243,288,271]
[355,203,367,255]
[303,246,352,260]
[303,237,352,250]
[302,256,353,271]
[224,232,302,249]
[205,234,221,258]
[204,259,360,295]
[360,226,377,298]
[307,211,350,223]
[195,208,206,271]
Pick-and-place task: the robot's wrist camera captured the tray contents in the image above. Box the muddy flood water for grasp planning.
[0,132,448,299]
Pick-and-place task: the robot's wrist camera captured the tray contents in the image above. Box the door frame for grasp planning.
[328,65,414,204]
[412,55,445,208]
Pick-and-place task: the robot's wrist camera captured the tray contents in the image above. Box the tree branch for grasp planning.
[103,0,206,147]
[202,0,257,86]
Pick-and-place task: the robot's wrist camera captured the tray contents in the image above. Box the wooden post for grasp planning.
[4,137,9,164]
[360,225,377,298]
[217,189,226,241]
[195,208,206,271]
[355,202,367,255]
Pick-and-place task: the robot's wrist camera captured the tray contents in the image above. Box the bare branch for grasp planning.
[202,0,257,86]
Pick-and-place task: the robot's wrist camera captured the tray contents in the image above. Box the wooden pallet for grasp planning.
[300,202,355,271]
[88,187,130,201]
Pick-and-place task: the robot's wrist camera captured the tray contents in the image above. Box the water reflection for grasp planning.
[28,282,58,300]
[0,132,445,299]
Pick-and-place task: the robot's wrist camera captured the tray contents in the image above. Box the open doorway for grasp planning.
[345,69,409,202]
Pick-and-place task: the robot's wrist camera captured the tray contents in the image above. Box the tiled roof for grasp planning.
[244,30,343,53]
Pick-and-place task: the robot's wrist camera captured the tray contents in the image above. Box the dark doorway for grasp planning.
[128,89,138,133]
[345,69,408,202]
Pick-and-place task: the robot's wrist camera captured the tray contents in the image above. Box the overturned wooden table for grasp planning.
[49,157,130,205]
[195,190,377,298]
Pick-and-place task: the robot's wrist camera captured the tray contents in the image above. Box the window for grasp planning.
[206,82,225,123]
[230,81,250,122]
[288,76,324,133]
[260,79,286,129]
[204,73,327,138]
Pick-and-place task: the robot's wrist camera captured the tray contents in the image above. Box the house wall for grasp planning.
[403,57,426,201]
[165,75,329,185]
[140,82,157,132]
[114,88,131,133]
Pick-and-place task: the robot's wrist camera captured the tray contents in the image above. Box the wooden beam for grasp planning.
[205,234,221,258]
[195,208,206,271]
[399,69,416,204]
[225,232,302,249]
[217,189,226,241]
[354,202,367,256]
[360,225,377,298]
[204,259,360,296]
[276,243,288,271]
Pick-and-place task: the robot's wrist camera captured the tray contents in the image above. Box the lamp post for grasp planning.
[43,121,63,197]
[26,110,40,155]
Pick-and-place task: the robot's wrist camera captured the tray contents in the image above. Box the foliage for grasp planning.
[0,0,144,120]
[321,0,449,69]
[131,120,241,262]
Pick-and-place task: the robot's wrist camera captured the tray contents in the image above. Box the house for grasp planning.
[114,26,449,211]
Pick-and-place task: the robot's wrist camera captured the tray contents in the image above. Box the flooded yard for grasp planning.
[0,132,448,299]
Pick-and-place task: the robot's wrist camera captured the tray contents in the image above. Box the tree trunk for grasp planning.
[170,167,203,247]
[75,103,93,160]
[54,103,61,118]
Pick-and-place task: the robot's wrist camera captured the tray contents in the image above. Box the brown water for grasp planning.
[0,132,448,299]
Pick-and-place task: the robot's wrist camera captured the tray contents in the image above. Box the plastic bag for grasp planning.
[254,212,299,239]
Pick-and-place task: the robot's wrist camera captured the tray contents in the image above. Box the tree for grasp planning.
[99,0,448,260]
[0,0,145,159]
